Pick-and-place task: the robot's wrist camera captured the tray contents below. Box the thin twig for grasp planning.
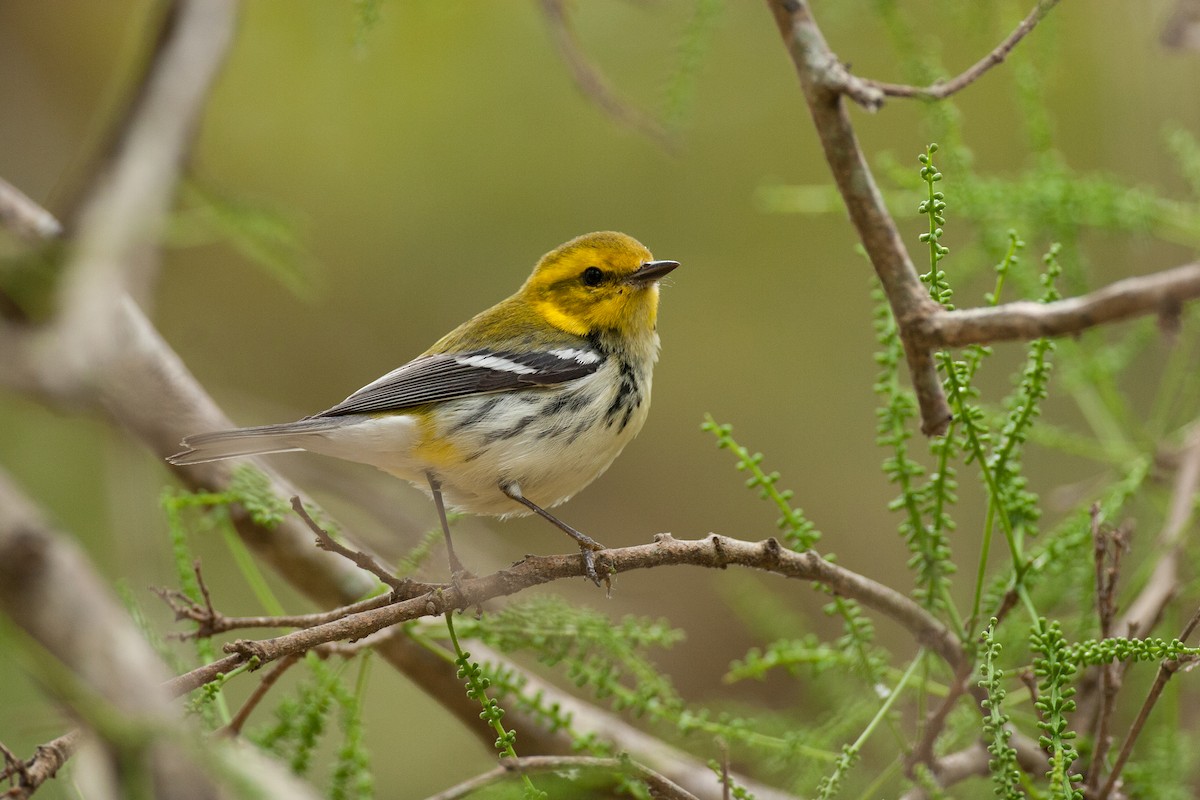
[423,755,700,800]
[538,0,673,147]
[220,653,303,737]
[290,496,411,596]
[867,0,1061,100]
[156,589,405,638]
[1085,508,1128,796]
[1097,605,1200,800]
[0,178,62,241]
[0,740,27,787]
[905,657,974,777]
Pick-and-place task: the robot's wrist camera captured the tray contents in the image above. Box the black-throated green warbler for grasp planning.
[169,231,678,582]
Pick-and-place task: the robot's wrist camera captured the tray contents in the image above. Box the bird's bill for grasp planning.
[627,260,680,286]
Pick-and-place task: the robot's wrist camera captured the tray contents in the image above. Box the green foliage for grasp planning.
[330,656,374,800]
[445,611,546,800]
[704,415,890,689]
[663,0,724,130]
[918,143,952,307]
[702,414,820,550]
[978,620,1024,800]
[1029,620,1081,799]
[229,465,292,529]
[725,635,853,682]
[1122,730,1200,800]
[454,596,684,719]
[134,7,1200,798]
[170,182,316,300]
[706,128,1200,798]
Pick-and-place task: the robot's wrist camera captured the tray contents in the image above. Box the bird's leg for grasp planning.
[427,473,468,577]
[500,483,605,585]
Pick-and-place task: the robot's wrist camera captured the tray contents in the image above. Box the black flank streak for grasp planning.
[446,396,501,434]
[605,358,640,423]
[619,403,635,433]
[566,417,593,445]
[484,414,536,443]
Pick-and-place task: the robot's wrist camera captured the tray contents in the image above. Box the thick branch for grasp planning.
[0,467,319,800]
[764,0,951,435]
[868,1,1061,100]
[0,0,237,399]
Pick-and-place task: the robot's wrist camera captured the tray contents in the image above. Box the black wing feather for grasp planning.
[312,348,604,418]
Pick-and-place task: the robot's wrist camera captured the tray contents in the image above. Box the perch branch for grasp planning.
[164,534,963,696]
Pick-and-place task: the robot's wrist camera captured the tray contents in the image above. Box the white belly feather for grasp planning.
[294,360,652,516]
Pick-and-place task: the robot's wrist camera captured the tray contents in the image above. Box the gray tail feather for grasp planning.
[167,418,343,465]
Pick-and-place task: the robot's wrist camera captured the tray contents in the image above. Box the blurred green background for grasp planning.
[1,1,1198,796]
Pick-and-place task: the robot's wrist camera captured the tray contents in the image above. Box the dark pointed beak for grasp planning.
[628,260,680,286]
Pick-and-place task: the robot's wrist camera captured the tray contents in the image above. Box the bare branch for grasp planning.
[868,1,1061,100]
[899,733,1046,799]
[0,730,84,800]
[163,534,963,697]
[905,658,974,778]
[155,585,402,638]
[1085,510,1129,795]
[424,755,700,800]
[917,263,1200,348]
[764,0,951,435]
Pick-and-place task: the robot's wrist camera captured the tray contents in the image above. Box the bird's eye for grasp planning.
[582,266,604,286]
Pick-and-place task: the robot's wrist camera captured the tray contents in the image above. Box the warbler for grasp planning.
[168,231,678,582]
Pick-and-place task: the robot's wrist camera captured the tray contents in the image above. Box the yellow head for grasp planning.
[520,231,679,339]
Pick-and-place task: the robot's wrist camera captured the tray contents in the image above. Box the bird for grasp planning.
[168,231,679,583]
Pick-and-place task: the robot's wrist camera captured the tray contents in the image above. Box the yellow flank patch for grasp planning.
[533,299,590,336]
[413,412,460,465]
